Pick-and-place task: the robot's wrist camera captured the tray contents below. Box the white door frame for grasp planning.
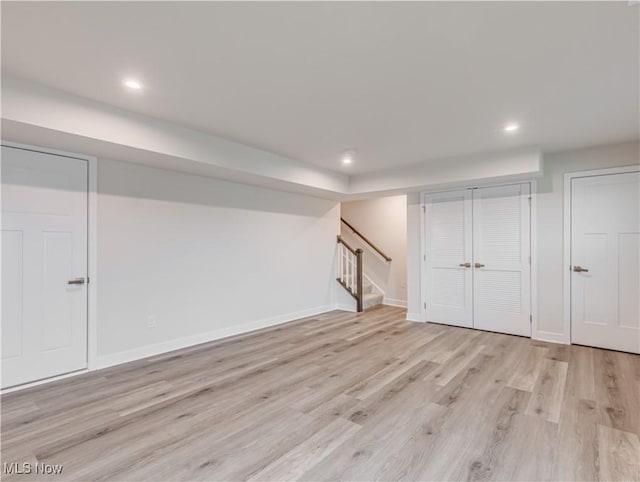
[420,180,538,338]
[1,141,99,384]
[563,165,640,346]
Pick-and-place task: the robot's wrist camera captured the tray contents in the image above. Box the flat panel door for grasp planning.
[571,172,640,353]
[1,146,88,388]
[424,190,473,327]
[473,183,531,337]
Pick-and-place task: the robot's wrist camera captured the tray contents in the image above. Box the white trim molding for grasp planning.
[383,298,407,308]
[562,165,640,347]
[406,313,424,322]
[95,304,336,370]
[334,303,357,312]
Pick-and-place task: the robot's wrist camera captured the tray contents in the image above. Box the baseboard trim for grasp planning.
[533,330,570,345]
[406,312,424,322]
[92,304,335,370]
[383,298,407,308]
[334,303,357,312]
[1,369,89,394]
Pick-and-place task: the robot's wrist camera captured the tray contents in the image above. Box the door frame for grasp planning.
[563,165,640,346]
[1,141,99,385]
[420,180,538,338]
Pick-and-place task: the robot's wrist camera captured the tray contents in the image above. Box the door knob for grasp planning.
[459,262,471,268]
[474,263,485,268]
[573,266,589,273]
[68,278,86,285]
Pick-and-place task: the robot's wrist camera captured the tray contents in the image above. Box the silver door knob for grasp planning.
[459,262,471,268]
[474,263,485,268]
[68,278,86,285]
[573,266,589,273]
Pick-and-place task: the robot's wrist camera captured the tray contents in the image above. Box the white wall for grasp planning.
[406,140,640,339]
[2,76,349,198]
[535,140,639,341]
[406,192,423,321]
[349,147,542,196]
[96,158,340,366]
[341,196,407,306]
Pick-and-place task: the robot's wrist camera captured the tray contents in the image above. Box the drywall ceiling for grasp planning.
[1,2,638,175]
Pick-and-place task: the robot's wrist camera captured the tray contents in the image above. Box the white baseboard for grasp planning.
[533,330,570,345]
[406,312,424,322]
[383,298,407,308]
[1,369,89,394]
[93,304,335,370]
[334,303,357,312]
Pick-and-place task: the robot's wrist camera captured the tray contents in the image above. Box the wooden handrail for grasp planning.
[340,218,392,262]
[336,235,356,255]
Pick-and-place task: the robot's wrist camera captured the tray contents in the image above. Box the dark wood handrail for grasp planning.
[340,218,392,262]
[336,235,356,254]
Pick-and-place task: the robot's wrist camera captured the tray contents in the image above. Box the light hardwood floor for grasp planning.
[2,306,639,481]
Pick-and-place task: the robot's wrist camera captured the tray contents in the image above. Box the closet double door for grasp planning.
[423,183,531,337]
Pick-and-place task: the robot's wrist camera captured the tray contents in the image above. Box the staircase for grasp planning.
[362,281,384,310]
[336,219,391,312]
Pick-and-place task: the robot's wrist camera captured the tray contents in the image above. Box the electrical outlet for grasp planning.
[147,315,157,328]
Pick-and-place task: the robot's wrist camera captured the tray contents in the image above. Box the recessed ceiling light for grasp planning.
[123,79,142,90]
[504,123,519,132]
[341,149,356,165]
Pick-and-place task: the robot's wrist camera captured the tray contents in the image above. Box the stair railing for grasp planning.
[340,218,392,262]
[336,235,363,312]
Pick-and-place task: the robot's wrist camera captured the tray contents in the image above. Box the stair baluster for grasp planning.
[336,235,364,312]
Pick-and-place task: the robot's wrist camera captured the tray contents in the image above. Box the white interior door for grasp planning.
[571,171,640,354]
[472,184,531,337]
[423,190,473,327]
[2,146,88,388]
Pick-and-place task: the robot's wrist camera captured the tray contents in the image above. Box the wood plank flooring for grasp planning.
[2,306,639,481]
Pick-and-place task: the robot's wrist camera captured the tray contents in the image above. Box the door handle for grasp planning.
[474,263,485,268]
[68,278,86,285]
[459,262,471,268]
[573,266,589,273]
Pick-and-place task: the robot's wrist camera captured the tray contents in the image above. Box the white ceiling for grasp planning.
[1,2,638,175]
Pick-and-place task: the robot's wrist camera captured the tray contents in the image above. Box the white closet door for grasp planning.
[571,172,639,353]
[473,183,531,336]
[423,190,473,327]
[1,146,88,388]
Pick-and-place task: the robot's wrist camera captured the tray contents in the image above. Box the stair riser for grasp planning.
[363,293,384,310]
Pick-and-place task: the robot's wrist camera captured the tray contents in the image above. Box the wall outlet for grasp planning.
[147,315,157,328]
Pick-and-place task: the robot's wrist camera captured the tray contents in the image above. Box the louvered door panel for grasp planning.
[472,183,531,336]
[423,190,473,327]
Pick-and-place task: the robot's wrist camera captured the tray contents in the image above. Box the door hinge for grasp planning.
[424,302,427,309]
[528,256,531,264]
[528,196,532,206]
[530,314,532,323]
[422,205,426,212]
[424,254,426,262]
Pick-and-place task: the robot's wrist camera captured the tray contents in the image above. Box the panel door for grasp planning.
[472,183,531,337]
[571,171,640,353]
[1,146,88,388]
[423,190,473,327]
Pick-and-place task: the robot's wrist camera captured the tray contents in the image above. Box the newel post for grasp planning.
[356,248,364,312]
